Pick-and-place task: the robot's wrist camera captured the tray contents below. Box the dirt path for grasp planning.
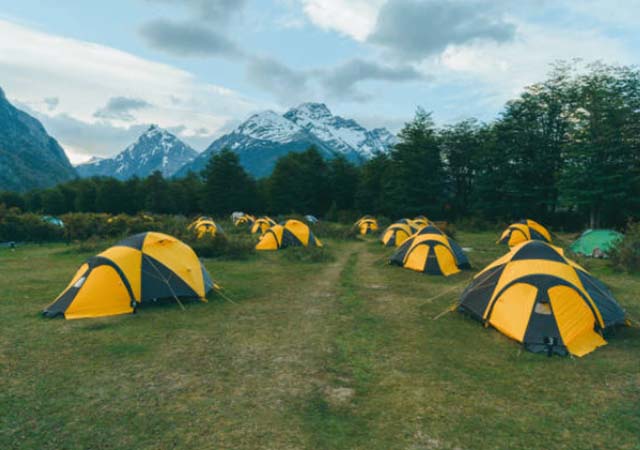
[191,241,364,449]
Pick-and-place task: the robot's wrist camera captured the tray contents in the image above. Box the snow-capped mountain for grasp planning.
[0,86,77,192]
[284,103,396,159]
[77,125,197,180]
[175,103,397,178]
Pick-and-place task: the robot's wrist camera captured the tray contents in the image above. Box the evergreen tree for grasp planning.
[40,187,67,214]
[96,178,129,214]
[123,177,144,215]
[355,152,390,215]
[327,156,359,211]
[74,179,98,212]
[201,149,258,214]
[382,108,444,218]
[269,147,330,214]
[560,63,640,227]
[143,171,174,214]
[172,172,203,216]
[440,119,483,219]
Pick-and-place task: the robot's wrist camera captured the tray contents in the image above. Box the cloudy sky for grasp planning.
[0,0,638,163]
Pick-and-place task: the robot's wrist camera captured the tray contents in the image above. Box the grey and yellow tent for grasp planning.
[381,223,414,247]
[44,232,216,319]
[412,216,430,228]
[458,240,627,357]
[499,219,551,247]
[256,219,322,250]
[390,225,470,276]
[234,214,255,227]
[355,216,379,235]
[188,217,221,238]
[251,217,276,235]
[396,218,421,233]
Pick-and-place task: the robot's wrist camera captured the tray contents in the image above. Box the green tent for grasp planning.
[42,216,64,228]
[570,229,623,258]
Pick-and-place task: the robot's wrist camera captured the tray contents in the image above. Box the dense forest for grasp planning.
[2,62,639,229]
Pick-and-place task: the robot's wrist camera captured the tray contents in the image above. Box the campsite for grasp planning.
[1,214,639,450]
[2,1,640,448]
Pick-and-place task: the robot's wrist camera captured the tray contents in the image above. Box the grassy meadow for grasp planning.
[1,229,639,450]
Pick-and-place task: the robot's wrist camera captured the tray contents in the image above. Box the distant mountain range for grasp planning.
[175,103,397,178]
[0,88,397,192]
[76,125,197,179]
[0,87,76,192]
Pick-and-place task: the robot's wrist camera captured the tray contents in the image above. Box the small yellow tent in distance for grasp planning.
[44,232,216,320]
[355,216,379,235]
[499,219,552,247]
[412,216,430,228]
[234,214,255,227]
[188,216,221,238]
[251,217,276,234]
[458,240,627,357]
[256,219,322,250]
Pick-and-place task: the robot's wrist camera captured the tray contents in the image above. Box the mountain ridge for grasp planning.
[0,87,77,192]
[175,102,396,179]
[77,125,197,180]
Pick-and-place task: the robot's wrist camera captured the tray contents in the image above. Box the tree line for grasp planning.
[1,61,639,229]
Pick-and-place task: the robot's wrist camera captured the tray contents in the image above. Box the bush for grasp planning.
[188,234,255,260]
[0,207,64,242]
[609,222,640,272]
[281,246,335,263]
[311,221,359,240]
[454,216,501,232]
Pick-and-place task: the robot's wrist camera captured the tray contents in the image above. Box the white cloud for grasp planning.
[562,0,640,27]
[0,19,257,159]
[418,19,633,117]
[300,0,384,41]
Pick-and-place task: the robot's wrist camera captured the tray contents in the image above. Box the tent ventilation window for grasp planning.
[534,302,552,315]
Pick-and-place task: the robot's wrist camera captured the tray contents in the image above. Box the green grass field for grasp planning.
[1,231,639,450]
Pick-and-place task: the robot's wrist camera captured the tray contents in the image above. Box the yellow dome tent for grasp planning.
[396,218,421,233]
[412,216,430,228]
[355,216,379,235]
[458,240,627,357]
[381,223,414,247]
[256,219,322,250]
[499,219,552,247]
[188,217,221,238]
[389,225,470,276]
[43,232,216,319]
[251,217,276,234]
[234,214,255,227]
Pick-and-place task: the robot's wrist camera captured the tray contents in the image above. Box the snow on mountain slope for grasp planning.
[175,103,397,179]
[236,110,305,143]
[77,125,197,180]
[284,103,397,159]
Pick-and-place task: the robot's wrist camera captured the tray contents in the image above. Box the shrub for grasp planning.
[443,222,457,239]
[311,221,359,240]
[0,207,64,242]
[188,234,255,260]
[454,216,499,232]
[609,222,640,272]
